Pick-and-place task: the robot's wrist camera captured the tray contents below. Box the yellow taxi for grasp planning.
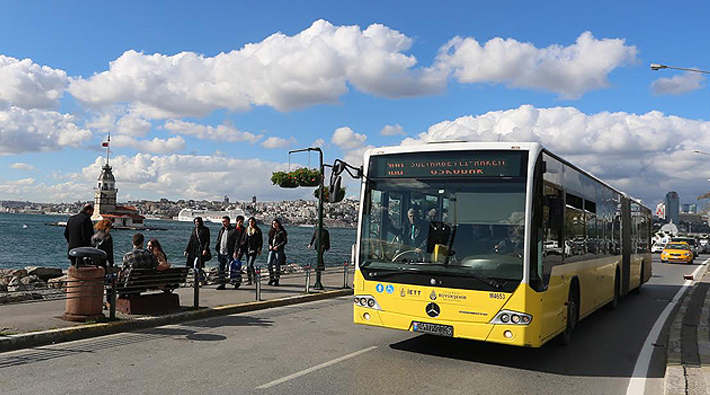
[661,242,694,264]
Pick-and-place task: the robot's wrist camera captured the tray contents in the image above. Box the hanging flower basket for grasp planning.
[271,171,299,188]
[293,167,321,187]
[314,185,346,202]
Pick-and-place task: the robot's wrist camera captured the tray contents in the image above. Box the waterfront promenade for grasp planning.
[0,253,708,394]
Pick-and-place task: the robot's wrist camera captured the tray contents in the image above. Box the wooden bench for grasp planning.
[114,267,189,315]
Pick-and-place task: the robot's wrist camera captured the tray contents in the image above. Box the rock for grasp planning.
[48,275,68,290]
[20,275,41,285]
[11,269,27,278]
[283,263,305,274]
[7,277,30,292]
[24,266,64,281]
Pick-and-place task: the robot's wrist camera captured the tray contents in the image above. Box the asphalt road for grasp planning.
[0,254,705,395]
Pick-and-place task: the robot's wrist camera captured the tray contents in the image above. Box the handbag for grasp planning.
[230,258,242,284]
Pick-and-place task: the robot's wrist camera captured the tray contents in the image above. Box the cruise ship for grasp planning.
[177,208,248,223]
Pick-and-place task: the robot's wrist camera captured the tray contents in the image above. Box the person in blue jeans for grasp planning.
[237,217,262,285]
[266,218,287,286]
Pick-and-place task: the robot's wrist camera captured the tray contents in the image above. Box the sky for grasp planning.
[1,0,710,208]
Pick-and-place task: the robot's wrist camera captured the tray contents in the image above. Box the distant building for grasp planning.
[665,191,680,225]
[91,136,145,228]
[681,203,697,214]
[224,195,229,204]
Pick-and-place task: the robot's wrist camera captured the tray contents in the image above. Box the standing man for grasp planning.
[185,217,210,280]
[64,204,94,265]
[308,226,330,274]
[214,216,238,290]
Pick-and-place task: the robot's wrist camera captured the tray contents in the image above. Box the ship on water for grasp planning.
[176,208,247,223]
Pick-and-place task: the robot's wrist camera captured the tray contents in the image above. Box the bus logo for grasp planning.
[430,290,437,301]
[400,287,406,297]
[426,303,440,318]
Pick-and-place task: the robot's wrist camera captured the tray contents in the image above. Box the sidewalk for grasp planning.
[666,265,710,395]
[0,268,353,351]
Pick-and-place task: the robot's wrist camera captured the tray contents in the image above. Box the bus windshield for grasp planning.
[360,153,527,291]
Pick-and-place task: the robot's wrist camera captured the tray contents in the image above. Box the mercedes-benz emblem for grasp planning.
[426,302,440,318]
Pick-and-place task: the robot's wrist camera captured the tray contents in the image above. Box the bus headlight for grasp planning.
[490,310,532,325]
[353,295,381,310]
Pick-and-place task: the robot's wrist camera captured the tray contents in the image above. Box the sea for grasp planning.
[0,212,357,270]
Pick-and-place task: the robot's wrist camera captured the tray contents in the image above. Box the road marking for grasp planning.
[255,345,378,390]
[625,259,709,395]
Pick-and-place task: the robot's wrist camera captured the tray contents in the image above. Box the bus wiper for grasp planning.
[367,267,421,279]
[420,263,502,289]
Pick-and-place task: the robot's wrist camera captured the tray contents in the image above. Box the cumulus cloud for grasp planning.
[164,120,261,143]
[0,106,92,155]
[67,20,446,117]
[10,163,37,171]
[332,127,367,150]
[436,31,637,99]
[78,153,313,201]
[261,136,296,149]
[406,104,710,205]
[651,71,705,96]
[380,124,405,136]
[0,55,68,109]
[111,135,185,154]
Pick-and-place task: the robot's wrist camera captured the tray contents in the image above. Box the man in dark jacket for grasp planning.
[308,226,331,282]
[185,217,210,273]
[64,204,94,265]
[214,216,239,290]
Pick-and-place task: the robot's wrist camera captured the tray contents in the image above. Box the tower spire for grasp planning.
[101,131,111,167]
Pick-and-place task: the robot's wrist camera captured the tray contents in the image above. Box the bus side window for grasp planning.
[541,185,563,285]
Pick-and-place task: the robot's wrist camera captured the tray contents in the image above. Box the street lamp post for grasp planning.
[650,63,710,74]
[288,147,326,291]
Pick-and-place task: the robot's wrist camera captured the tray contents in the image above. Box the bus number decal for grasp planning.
[489,292,506,300]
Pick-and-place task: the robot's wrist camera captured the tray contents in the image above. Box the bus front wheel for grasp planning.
[559,286,579,346]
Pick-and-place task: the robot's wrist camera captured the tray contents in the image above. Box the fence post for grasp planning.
[109,270,117,319]
[305,264,311,294]
[255,268,262,301]
[342,261,350,289]
[193,258,200,308]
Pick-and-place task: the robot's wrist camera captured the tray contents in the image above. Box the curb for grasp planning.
[0,288,353,353]
[665,263,710,395]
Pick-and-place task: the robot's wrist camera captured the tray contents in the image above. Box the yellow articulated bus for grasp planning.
[351,142,652,347]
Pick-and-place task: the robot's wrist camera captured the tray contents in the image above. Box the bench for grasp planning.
[114,267,189,315]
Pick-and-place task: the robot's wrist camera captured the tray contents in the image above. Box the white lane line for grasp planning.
[255,346,378,390]
[625,259,709,395]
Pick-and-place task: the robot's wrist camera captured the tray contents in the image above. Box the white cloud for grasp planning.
[436,31,637,99]
[78,153,314,201]
[332,127,367,150]
[67,20,446,117]
[164,120,261,143]
[0,55,68,109]
[380,124,405,136]
[0,106,92,155]
[311,138,325,148]
[651,71,705,96]
[111,135,185,154]
[261,136,296,149]
[10,163,37,171]
[406,104,710,205]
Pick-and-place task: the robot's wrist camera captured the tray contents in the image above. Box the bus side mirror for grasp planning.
[328,175,343,203]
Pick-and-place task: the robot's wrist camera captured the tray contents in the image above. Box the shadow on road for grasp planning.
[389,283,684,379]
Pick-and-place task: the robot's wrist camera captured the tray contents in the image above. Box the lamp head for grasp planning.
[650,63,666,71]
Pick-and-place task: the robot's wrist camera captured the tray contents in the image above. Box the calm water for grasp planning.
[0,213,356,270]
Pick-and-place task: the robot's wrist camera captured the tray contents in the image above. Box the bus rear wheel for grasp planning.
[559,286,579,346]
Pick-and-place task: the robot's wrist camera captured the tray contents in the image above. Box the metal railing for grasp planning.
[0,262,355,321]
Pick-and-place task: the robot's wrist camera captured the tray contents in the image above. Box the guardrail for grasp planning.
[0,262,355,321]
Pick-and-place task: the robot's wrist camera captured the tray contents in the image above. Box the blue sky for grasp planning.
[0,1,709,207]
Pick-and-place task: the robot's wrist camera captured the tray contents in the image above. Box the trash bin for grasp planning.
[63,247,107,322]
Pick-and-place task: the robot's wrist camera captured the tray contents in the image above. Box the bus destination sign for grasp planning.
[370,151,525,178]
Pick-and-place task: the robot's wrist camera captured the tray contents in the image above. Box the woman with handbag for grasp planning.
[238,217,263,285]
[184,217,210,283]
[91,219,114,308]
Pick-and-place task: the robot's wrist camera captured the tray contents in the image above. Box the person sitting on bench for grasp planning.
[121,233,158,277]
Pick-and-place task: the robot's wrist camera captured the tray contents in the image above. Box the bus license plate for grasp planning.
[412,321,453,337]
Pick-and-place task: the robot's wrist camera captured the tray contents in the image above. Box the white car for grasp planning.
[651,243,666,253]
